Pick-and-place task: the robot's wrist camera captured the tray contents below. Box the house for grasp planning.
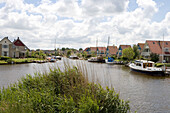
[117,45,131,57]
[0,37,13,57]
[137,43,145,53]
[0,37,29,58]
[106,45,118,56]
[141,40,170,63]
[84,47,106,56]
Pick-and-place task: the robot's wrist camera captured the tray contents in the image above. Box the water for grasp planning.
[0,58,169,113]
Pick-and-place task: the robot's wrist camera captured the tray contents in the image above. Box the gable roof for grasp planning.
[13,37,30,50]
[0,37,12,44]
[119,45,131,50]
[107,46,118,55]
[137,43,145,51]
[146,40,170,54]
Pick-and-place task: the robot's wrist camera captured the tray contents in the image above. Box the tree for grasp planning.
[26,50,29,58]
[67,50,72,57]
[62,48,65,51]
[31,50,35,58]
[150,53,159,62]
[123,47,135,61]
[133,44,140,59]
[79,48,83,51]
[82,51,87,58]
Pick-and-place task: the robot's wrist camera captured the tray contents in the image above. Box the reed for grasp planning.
[0,63,130,113]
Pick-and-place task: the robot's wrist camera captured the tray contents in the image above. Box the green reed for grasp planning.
[0,64,130,113]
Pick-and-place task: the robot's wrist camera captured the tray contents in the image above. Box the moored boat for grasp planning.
[129,60,164,76]
[88,56,105,63]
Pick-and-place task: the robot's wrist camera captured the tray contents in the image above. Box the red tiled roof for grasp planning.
[119,45,131,50]
[138,43,145,51]
[84,47,106,52]
[107,46,118,55]
[146,40,170,54]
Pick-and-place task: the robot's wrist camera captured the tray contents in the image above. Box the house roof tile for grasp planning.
[107,46,118,55]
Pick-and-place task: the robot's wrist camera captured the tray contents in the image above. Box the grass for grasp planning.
[0,64,130,113]
[155,63,170,67]
[0,60,7,64]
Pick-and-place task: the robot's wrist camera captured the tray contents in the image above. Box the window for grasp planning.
[166,42,168,45]
[5,41,6,43]
[3,51,8,56]
[153,42,155,44]
[3,45,8,48]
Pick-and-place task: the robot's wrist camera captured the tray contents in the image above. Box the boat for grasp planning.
[105,57,115,64]
[54,56,62,60]
[129,60,164,76]
[69,55,79,59]
[88,56,105,63]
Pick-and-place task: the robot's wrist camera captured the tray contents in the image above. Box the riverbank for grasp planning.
[0,64,130,112]
[0,58,48,65]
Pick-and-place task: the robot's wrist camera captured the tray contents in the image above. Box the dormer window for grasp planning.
[153,42,155,44]
[166,42,168,45]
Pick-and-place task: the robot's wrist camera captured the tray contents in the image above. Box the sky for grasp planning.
[0,0,169,50]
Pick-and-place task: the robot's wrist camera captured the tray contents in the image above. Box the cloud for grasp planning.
[0,0,169,50]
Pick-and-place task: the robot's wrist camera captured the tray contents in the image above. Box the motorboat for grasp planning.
[129,60,164,76]
[105,57,115,64]
[88,56,105,63]
[69,55,79,59]
[54,56,62,60]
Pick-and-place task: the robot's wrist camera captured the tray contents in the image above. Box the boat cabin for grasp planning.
[135,60,155,68]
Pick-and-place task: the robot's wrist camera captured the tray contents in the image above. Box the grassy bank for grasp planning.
[0,58,44,64]
[0,65,130,113]
[155,63,170,67]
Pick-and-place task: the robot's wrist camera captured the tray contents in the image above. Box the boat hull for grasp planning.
[130,68,164,76]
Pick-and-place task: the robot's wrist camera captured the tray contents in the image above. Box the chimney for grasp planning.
[17,37,19,40]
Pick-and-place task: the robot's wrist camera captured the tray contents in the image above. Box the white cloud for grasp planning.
[0,0,169,50]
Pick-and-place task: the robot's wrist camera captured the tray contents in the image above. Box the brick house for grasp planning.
[106,46,118,56]
[141,40,170,63]
[0,37,29,58]
[84,47,106,56]
[137,43,145,54]
[117,45,131,57]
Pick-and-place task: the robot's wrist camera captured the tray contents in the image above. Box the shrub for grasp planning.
[0,56,12,61]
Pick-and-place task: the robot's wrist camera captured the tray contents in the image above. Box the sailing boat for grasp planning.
[105,36,115,64]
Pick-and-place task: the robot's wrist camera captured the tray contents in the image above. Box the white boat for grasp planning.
[129,60,164,76]
[88,56,105,63]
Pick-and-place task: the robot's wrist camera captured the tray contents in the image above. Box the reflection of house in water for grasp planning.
[0,37,29,58]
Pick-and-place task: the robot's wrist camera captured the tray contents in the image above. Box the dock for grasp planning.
[164,68,170,75]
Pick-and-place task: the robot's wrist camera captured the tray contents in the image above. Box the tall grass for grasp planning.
[0,64,130,113]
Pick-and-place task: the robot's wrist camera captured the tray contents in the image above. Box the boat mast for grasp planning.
[96,38,98,56]
[106,36,110,57]
[162,34,164,63]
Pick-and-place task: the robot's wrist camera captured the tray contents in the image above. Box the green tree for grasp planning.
[67,50,72,58]
[62,48,65,51]
[150,53,159,62]
[31,51,35,58]
[133,44,140,59]
[123,47,135,61]
[91,51,96,57]
[26,50,30,58]
[82,51,87,58]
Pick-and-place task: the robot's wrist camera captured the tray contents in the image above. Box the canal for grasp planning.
[0,58,169,113]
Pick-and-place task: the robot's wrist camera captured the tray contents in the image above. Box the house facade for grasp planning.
[141,40,170,63]
[117,45,131,57]
[137,43,145,54]
[0,37,29,58]
[84,47,106,56]
[106,46,118,56]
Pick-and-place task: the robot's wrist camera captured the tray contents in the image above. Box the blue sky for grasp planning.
[0,0,169,49]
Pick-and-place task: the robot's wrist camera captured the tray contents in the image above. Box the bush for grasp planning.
[6,59,15,64]
[0,65,130,113]
[0,56,12,61]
